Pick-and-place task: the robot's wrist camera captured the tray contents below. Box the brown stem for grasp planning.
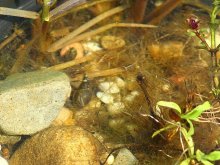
[131,0,148,23]
[145,0,182,25]
[194,30,211,51]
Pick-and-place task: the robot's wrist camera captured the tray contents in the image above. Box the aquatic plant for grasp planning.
[186,0,220,98]
[152,101,220,165]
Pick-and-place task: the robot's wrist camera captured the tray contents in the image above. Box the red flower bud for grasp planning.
[186,16,200,30]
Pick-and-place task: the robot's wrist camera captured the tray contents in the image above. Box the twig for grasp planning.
[145,0,182,24]
[47,5,128,52]
[0,7,39,19]
[50,0,117,21]
[46,52,103,70]
[0,29,23,50]
[71,67,125,81]
[131,0,149,23]
[60,23,156,47]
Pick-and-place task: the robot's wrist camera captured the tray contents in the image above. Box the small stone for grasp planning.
[98,82,120,94]
[0,156,8,165]
[113,148,138,165]
[0,70,71,135]
[9,126,105,165]
[124,91,139,102]
[83,41,102,54]
[115,77,125,88]
[162,84,171,92]
[101,36,125,50]
[52,107,74,126]
[96,92,114,104]
[106,154,114,165]
[107,102,125,116]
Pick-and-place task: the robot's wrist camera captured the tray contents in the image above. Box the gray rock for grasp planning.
[9,126,105,165]
[0,70,71,135]
[113,148,138,165]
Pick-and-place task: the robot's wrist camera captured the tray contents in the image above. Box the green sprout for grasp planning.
[152,101,220,164]
[41,0,57,22]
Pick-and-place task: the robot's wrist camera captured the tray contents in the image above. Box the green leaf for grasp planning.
[180,158,191,165]
[156,101,182,115]
[152,124,177,138]
[196,149,205,161]
[181,127,194,156]
[204,151,220,161]
[181,101,211,121]
[187,119,194,136]
[200,159,214,165]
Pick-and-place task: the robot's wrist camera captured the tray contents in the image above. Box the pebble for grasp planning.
[113,148,138,165]
[115,77,126,88]
[107,102,125,116]
[0,156,8,165]
[101,36,125,50]
[96,92,114,104]
[0,70,71,135]
[98,82,120,94]
[10,126,105,165]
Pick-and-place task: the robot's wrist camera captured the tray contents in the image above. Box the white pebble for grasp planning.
[124,91,139,102]
[106,154,114,165]
[115,77,126,88]
[83,41,102,53]
[98,82,120,94]
[131,91,140,96]
[107,102,125,116]
[96,92,114,104]
[0,156,8,165]
[162,84,170,92]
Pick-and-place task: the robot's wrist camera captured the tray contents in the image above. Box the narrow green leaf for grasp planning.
[180,158,191,165]
[181,127,194,156]
[204,151,220,161]
[156,101,182,115]
[187,119,194,136]
[200,159,214,165]
[152,124,177,138]
[181,101,211,121]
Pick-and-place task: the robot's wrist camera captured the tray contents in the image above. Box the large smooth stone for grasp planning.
[0,70,71,135]
[9,126,104,165]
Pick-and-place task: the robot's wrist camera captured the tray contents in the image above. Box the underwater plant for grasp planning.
[152,101,220,165]
[186,0,220,98]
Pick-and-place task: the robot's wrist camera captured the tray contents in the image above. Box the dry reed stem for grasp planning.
[0,29,23,50]
[131,0,149,23]
[145,0,182,25]
[62,23,157,47]
[0,7,39,19]
[46,52,102,70]
[50,0,117,21]
[47,5,128,52]
[183,0,212,13]
[71,67,125,81]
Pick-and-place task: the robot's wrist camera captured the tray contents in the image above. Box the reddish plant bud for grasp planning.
[186,16,200,30]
